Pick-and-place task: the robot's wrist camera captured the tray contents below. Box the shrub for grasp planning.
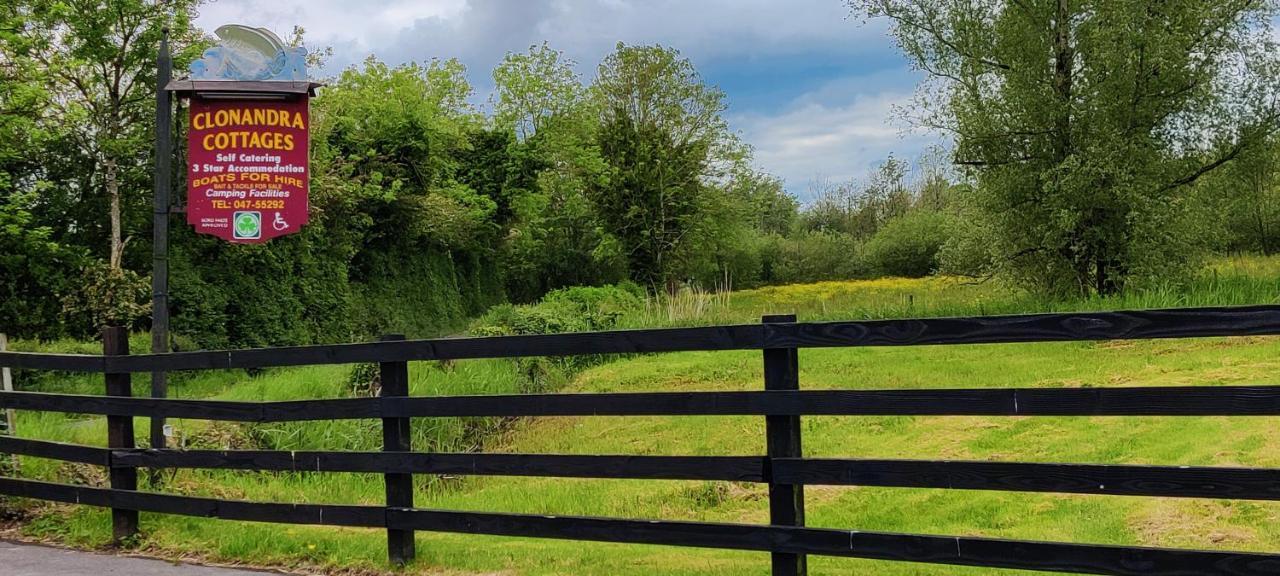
[170,227,354,349]
[469,301,591,337]
[351,247,501,340]
[541,282,645,329]
[471,282,643,337]
[60,263,151,336]
[682,226,768,291]
[865,211,948,277]
[937,207,996,278]
[0,196,88,339]
[469,282,645,391]
[770,230,871,284]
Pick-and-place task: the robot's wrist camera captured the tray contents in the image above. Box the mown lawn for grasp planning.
[5,255,1280,575]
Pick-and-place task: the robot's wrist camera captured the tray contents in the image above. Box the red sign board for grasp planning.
[186,96,309,243]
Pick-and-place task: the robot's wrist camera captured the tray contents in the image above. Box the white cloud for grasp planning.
[521,0,876,61]
[733,88,939,202]
[197,0,890,75]
[195,0,468,60]
[194,0,942,199]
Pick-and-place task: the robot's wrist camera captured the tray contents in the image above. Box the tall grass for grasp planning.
[639,284,735,324]
[622,254,1280,328]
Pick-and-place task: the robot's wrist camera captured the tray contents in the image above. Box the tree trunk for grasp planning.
[106,156,123,270]
[1252,178,1271,255]
[1252,204,1268,255]
[1051,0,1074,164]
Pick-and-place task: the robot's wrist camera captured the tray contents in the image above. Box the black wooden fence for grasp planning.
[3,307,1280,575]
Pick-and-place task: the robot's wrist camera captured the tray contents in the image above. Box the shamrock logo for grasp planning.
[233,211,261,239]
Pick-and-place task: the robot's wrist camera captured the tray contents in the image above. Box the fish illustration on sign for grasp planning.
[189,25,308,82]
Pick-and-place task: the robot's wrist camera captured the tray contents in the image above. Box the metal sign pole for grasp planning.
[151,28,172,452]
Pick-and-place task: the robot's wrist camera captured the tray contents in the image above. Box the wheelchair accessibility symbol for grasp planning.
[272,212,289,231]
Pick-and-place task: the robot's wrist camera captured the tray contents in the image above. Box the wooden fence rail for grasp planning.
[0,307,1279,575]
[6,306,1280,373]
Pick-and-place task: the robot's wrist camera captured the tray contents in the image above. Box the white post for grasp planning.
[1,333,12,435]
[0,332,14,475]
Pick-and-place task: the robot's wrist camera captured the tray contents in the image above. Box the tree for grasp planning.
[2,1,198,334]
[595,112,707,290]
[590,43,732,291]
[315,57,491,252]
[851,0,1280,295]
[490,43,624,300]
[0,2,48,205]
[0,195,88,338]
[1211,135,1280,254]
[492,42,586,141]
[681,167,798,289]
[593,43,729,150]
[803,157,912,240]
[733,170,797,236]
[29,0,201,270]
[2,3,73,337]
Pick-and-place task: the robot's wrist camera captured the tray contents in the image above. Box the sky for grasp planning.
[194,0,941,201]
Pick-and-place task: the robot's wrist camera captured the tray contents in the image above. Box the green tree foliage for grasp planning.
[0,2,44,174]
[595,112,708,290]
[591,43,734,292]
[59,262,151,330]
[865,210,947,277]
[767,230,870,284]
[783,156,958,284]
[2,15,978,345]
[491,44,625,301]
[739,172,798,236]
[681,168,796,289]
[1207,136,1280,254]
[803,157,912,239]
[172,57,507,346]
[0,192,87,337]
[317,58,504,338]
[10,3,1280,346]
[316,57,492,249]
[0,3,88,337]
[852,0,1280,295]
[27,0,202,272]
[8,0,205,333]
[494,42,802,296]
[491,42,585,142]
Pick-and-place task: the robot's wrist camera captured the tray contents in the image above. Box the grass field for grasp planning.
[5,255,1280,575]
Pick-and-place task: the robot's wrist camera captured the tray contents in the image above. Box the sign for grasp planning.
[186,96,309,243]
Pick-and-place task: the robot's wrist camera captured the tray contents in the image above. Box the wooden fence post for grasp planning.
[103,326,138,545]
[762,314,806,576]
[379,334,414,565]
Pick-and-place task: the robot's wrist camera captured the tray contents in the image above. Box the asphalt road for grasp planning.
[0,540,276,575]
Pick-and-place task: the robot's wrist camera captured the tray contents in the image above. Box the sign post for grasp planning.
[152,26,319,453]
[151,29,172,454]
